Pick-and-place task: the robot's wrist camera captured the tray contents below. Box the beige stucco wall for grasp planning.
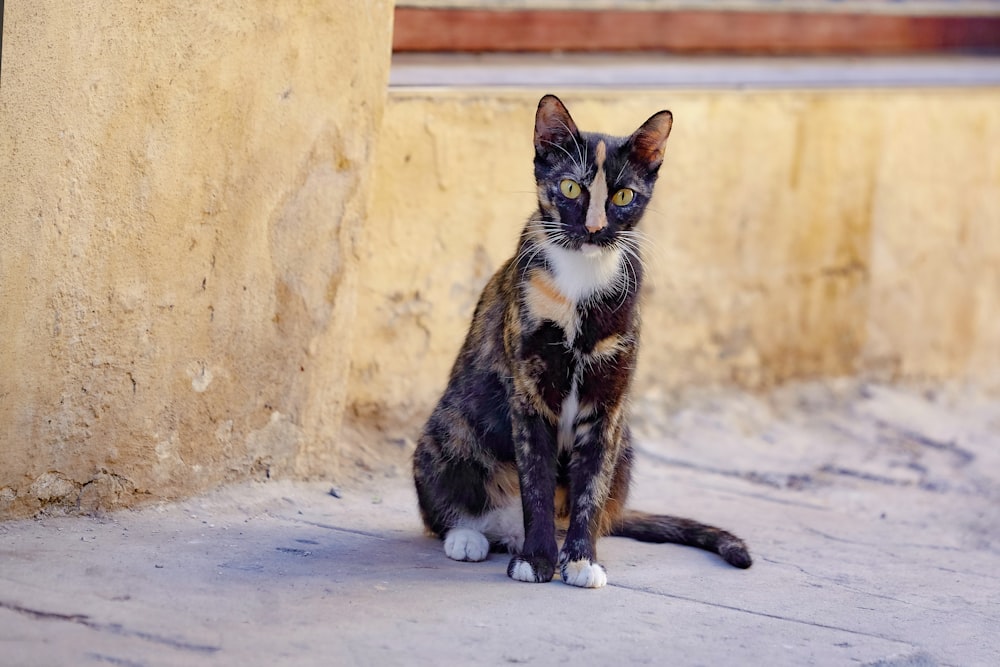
[3,8,997,520]
[347,89,1000,439]
[0,2,394,517]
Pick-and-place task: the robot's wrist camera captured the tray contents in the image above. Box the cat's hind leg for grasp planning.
[445,502,525,562]
[443,528,490,562]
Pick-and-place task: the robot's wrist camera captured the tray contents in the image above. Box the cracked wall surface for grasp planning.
[0,2,395,518]
[346,89,1000,438]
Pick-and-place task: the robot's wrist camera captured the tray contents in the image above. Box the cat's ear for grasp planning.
[534,95,580,158]
[629,110,673,173]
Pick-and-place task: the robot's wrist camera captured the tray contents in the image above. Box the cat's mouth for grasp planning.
[542,223,615,255]
[570,231,616,255]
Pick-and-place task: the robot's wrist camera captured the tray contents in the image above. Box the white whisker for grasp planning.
[554,119,585,172]
[541,139,578,167]
[615,160,629,185]
[515,241,547,280]
[618,229,658,282]
[614,246,635,312]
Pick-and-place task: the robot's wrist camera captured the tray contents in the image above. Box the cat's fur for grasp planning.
[413,95,751,588]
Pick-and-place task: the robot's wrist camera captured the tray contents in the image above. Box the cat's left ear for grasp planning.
[629,110,673,173]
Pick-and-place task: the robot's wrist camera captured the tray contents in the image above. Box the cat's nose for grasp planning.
[585,211,607,234]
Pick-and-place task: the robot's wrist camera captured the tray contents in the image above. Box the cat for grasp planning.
[413,94,751,588]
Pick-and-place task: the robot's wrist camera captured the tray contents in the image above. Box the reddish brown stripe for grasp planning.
[529,272,569,307]
[393,8,1000,55]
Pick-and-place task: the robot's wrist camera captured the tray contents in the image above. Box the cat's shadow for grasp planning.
[215,519,740,593]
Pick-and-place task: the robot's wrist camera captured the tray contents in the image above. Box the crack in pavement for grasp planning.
[759,556,998,622]
[696,484,831,511]
[636,444,984,498]
[0,599,220,654]
[274,514,391,540]
[929,564,1000,583]
[606,581,917,649]
[817,464,916,489]
[802,526,968,553]
[863,415,977,467]
[634,444,816,491]
[0,600,90,623]
[86,652,146,667]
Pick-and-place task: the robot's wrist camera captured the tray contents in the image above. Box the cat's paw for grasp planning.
[507,555,555,583]
[560,559,607,589]
[444,528,490,562]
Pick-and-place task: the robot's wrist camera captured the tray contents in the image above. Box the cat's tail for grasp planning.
[610,509,753,569]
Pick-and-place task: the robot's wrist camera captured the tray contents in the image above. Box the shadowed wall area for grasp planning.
[0,2,394,517]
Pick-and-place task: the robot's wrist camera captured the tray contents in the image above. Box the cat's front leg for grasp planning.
[507,410,559,583]
[558,422,619,589]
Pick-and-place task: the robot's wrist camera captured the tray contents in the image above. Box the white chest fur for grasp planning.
[542,243,623,453]
[544,243,623,304]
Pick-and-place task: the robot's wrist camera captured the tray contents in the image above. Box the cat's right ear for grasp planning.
[534,95,580,159]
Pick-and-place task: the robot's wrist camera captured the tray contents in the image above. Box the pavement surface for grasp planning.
[2,381,999,666]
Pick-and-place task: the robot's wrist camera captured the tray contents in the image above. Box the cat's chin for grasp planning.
[579,242,605,258]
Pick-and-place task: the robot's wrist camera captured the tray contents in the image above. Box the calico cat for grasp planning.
[413,95,751,588]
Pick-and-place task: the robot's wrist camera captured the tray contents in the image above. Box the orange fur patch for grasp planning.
[590,334,623,359]
[525,270,578,338]
[487,464,521,507]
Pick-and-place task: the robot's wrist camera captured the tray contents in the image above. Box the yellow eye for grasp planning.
[612,188,635,207]
[560,179,581,200]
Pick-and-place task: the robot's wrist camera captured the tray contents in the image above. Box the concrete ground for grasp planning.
[2,381,998,666]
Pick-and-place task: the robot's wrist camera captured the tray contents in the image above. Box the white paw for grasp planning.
[561,560,607,588]
[508,559,539,583]
[444,528,490,562]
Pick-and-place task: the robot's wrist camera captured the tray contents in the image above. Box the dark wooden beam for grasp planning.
[393,8,1000,54]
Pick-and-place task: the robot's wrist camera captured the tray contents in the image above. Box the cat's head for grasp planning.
[532,95,672,255]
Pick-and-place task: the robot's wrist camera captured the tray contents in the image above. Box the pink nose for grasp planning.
[586,214,607,234]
